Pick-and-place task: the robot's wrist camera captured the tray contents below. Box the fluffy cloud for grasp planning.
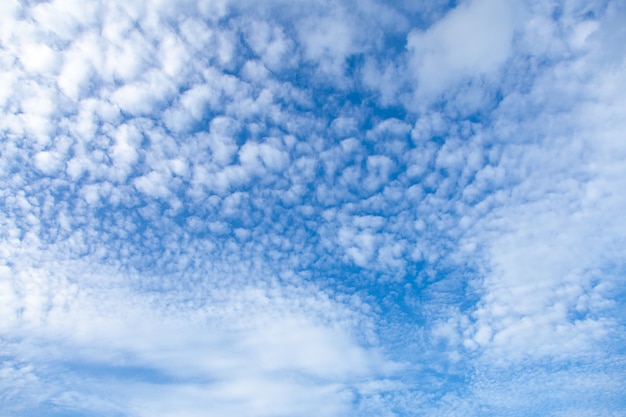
[1,0,625,416]
[405,0,525,110]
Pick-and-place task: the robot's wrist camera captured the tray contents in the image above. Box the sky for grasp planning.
[1,0,626,416]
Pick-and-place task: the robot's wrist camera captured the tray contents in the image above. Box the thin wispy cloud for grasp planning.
[1,0,625,416]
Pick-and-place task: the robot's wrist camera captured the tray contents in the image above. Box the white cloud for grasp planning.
[30,0,98,42]
[0,71,16,108]
[57,32,103,99]
[407,0,522,101]
[1,0,625,415]
[454,5,626,364]
[20,43,61,76]
[0,242,396,416]
[299,14,356,78]
[33,151,64,175]
[244,20,296,71]
[110,81,165,116]
[134,171,170,198]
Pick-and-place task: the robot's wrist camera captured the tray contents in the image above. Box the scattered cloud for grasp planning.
[1,0,625,416]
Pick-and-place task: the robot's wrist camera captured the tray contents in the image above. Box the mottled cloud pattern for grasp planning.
[1,0,626,416]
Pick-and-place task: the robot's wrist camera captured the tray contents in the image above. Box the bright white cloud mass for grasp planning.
[1,0,626,416]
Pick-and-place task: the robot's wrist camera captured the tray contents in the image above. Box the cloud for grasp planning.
[407,0,522,102]
[1,0,625,416]
[0,242,396,416]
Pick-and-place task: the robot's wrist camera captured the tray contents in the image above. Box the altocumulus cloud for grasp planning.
[1,0,626,416]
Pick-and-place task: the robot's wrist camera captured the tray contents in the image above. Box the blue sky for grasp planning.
[1,0,626,415]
